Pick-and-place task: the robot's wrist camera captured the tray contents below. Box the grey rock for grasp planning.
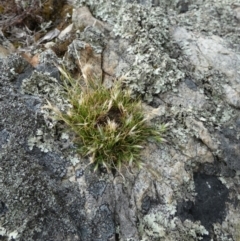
[0,45,11,59]
[88,181,107,200]
[176,173,229,240]
[36,64,61,82]
[184,78,198,91]
[1,0,240,241]
[218,116,240,171]
[0,129,10,151]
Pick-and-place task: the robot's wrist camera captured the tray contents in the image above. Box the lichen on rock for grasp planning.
[1,0,240,240]
[70,0,185,103]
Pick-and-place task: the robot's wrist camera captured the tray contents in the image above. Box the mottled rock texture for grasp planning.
[1,0,240,241]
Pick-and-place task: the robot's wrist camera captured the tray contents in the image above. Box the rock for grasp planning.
[177,172,229,241]
[1,0,240,241]
[182,138,214,164]
[172,27,235,75]
[0,45,11,58]
[0,31,15,59]
[0,30,15,57]
[185,117,218,151]
[172,26,240,109]
[233,7,240,20]
[58,23,73,40]
[223,84,240,108]
[36,28,60,44]
[217,116,240,171]
[66,40,103,81]
[102,47,119,77]
[72,7,110,32]
[192,173,228,230]
[163,81,206,109]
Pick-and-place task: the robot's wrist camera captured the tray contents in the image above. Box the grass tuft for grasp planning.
[45,66,166,173]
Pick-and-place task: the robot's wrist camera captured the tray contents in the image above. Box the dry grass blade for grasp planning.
[45,67,167,174]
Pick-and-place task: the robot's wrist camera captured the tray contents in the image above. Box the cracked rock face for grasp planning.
[1,0,240,241]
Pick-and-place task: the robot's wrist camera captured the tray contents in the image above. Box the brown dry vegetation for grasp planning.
[0,0,72,42]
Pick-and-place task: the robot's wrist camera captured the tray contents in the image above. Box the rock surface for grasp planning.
[1,0,240,241]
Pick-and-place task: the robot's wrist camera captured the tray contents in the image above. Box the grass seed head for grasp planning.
[46,68,166,173]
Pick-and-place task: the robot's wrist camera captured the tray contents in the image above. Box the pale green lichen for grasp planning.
[112,3,184,102]
[69,0,185,103]
[138,206,209,241]
[21,70,74,153]
[28,129,54,153]
[14,1,240,240]
[177,0,239,49]
[69,156,81,166]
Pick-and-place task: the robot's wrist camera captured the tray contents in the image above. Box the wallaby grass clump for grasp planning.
[46,67,166,173]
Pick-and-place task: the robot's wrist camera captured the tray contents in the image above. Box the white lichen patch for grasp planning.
[69,0,184,103]
[20,69,74,154]
[0,226,6,237]
[139,206,208,241]
[114,4,184,102]
[28,129,54,153]
[21,68,73,152]
[7,230,19,241]
[61,132,70,140]
[0,226,19,241]
[69,156,81,166]
[21,70,67,108]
